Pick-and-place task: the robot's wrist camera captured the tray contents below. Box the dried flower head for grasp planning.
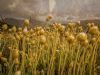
[59,25,65,32]
[68,22,76,28]
[18,27,22,32]
[87,23,94,28]
[39,29,45,35]
[67,35,75,44]
[91,37,97,43]
[8,29,12,32]
[23,27,29,35]
[78,26,83,32]
[12,26,17,32]
[15,34,20,40]
[14,70,21,75]
[24,19,30,26]
[30,28,34,34]
[89,25,99,35]
[40,35,46,44]
[81,39,89,46]
[46,14,53,21]
[14,58,19,65]
[77,32,87,41]
[64,31,70,37]
[12,49,19,59]
[2,24,8,30]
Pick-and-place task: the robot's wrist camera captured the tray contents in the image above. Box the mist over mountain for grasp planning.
[0,0,100,21]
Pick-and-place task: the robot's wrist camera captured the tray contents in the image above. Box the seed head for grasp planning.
[59,25,65,32]
[46,14,53,21]
[68,22,76,28]
[39,29,45,35]
[14,58,19,65]
[18,27,22,32]
[67,35,75,44]
[77,32,87,41]
[12,26,17,32]
[24,19,29,26]
[8,29,12,32]
[14,70,21,75]
[26,37,30,42]
[87,23,93,28]
[89,26,99,35]
[35,26,42,31]
[40,35,46,44]
[23,27,29,35]
[12,49,19,59]
[30,28,34,34]
[15,34,20,40]
[64,31,70,37]
[2,24,8,30]
[81,39,89,46]
[78,26,83,32]
[91,37,97,43]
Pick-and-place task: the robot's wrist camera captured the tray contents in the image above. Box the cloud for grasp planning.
[0,0,100,20]
[8,0,21,10]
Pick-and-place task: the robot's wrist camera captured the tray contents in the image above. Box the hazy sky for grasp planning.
[0,0,100,20]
